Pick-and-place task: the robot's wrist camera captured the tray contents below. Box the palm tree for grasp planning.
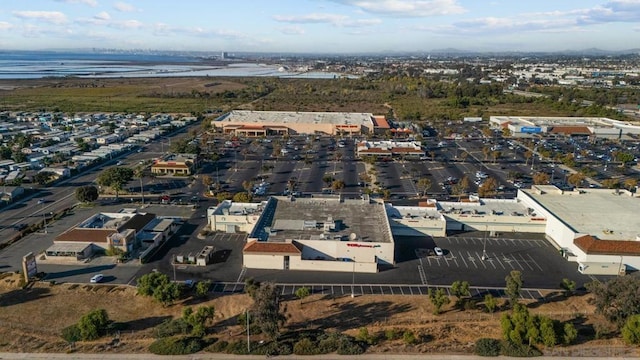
[134,166,145,205]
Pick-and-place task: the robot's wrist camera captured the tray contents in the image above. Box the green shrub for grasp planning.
[500,341,542,357]
[148,336,203,355]
[384,328,402,341]
[275,342,293,355]
[356,327,378,345]
[475,338,501,357]
[204,340,228,353]
[224,340,249,355]
[317,331,342,353]
[402,330,417,345]
[154,318,191,338]
[61,324,81,343]
[336,337,365,355]
[293,337,318,355]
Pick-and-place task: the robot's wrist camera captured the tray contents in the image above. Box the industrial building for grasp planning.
[490,116,640,139]
[212,110,387,136]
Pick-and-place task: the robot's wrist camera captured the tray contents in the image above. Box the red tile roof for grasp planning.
[391,147,423,154]
[358,148,392,154]
[243,240,301,254]
[152,163,189,169]
[372,116,390,129]
[574,235,640,255]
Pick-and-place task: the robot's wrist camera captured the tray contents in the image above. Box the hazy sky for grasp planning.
[1,0,639,53]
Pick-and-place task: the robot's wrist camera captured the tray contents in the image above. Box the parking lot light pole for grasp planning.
[351,256,356,298]
[246,309,251,353]
[481,225,488,261]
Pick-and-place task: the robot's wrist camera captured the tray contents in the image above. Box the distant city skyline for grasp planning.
[0,0,639,53]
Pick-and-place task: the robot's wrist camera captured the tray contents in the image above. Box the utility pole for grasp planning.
[246,309,251,353]
[38,199,47,234]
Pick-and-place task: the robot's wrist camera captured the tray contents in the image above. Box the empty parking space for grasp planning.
[420,236,550,273]
[207,282,545,300]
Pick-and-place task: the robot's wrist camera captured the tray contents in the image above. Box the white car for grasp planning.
[90,274,104,283]
[434,247,444,256]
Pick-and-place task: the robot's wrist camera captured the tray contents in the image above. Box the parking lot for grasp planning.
[208,282,549,301]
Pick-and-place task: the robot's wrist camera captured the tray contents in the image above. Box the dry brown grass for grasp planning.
[0,274,637,356]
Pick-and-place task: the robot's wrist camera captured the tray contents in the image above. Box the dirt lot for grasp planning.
[0,273,636,357]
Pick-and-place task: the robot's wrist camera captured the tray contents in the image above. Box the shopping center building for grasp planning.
[209,186,640,275]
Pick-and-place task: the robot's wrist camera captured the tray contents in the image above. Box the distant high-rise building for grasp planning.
[221,52,228,60]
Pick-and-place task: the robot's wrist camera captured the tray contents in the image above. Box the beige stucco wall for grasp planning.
[243,253,286,270]
[289,257,378,273]
[296,239,394,266]
[212,213,260,233]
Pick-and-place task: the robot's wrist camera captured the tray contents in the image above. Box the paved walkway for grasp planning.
[0,353,631,360]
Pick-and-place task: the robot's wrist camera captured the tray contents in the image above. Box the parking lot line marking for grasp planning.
[517,253,535,271]
[466,251,478,268]
[474,288,482,298]
[491,252,506,269]
[486,258,497,269]
[475,252,488,268]
[526,253,544,271]
[389,286,394,295]
[379,285,384,295]
[370,285,374,294]
[458,253,469,268]
[500,253,517,269]
[509,253,525,270]
[443,255,450,267]
[451,256,459,267]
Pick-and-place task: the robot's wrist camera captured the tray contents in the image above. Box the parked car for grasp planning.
[434,247,444,256]
[90,274,104,283]
[13,223,27,231]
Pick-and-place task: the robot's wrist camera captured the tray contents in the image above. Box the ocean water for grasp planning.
[0,51,356,79]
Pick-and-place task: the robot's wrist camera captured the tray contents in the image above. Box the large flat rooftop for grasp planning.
[438,198,535,217]
[492,116,614,127]
[265,196,392,243]
[523,187,640,241]
[220,110,375,126]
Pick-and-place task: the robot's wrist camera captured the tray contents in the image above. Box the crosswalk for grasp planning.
[209,282,548,300]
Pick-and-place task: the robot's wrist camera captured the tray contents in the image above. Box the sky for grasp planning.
[0,0,639,53]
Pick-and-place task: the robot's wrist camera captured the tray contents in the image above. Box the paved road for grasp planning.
[0,352,628,360]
